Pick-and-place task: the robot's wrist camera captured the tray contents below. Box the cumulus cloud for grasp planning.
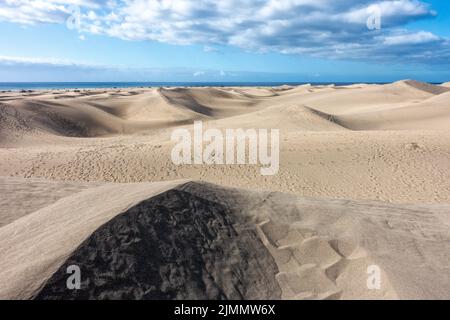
[383,30,439,45]
[0,0,101,24]
[0,0,448,64]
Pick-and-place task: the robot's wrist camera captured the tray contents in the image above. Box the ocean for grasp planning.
[0,82,390,91]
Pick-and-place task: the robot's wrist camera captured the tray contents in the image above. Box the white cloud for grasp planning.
[203,45,219,53]
[0,0,101,24]
[0,0,448,64]
[383,31,440,45]
[0,55,81,66]
[193,71,205,77]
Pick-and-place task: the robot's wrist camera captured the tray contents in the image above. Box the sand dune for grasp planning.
[0,179,448,300]
[398,79,450,95]
[280,81,436,115]
[158,87,260,118]
[0,89,198,139]
[207,104,346,132]
[1,80,448,142]
[0,177,100,227]
[1,81,450,300]
[335,91,450,130]
[0,87,264,141]
[0,179,186,299]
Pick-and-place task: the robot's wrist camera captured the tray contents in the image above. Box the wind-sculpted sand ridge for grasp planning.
[210,104,347,131]
[1,80,449,142]
[0,176,101,227]
[0,179,186,299]
[1,81,450,203]
[35,184,281,300]
[333,91,450,130]
[0,81,450,300]
[0,86,266,141]
[0,179,449,300]
[0,89,200,139]
[399,79,450,95]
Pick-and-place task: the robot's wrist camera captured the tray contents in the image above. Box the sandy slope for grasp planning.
[0,179,185,299]
[1,81,450,202]
[0,176,100,227]
[0,180,449,300]
[336,91,450,130]
[0,80,450,300]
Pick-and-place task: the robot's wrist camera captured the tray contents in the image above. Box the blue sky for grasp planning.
[0,0,449,82]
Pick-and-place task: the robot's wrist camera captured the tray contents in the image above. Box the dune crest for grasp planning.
[393,79,450,95]
[0,179,449,300]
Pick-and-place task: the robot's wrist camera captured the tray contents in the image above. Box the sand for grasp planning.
[0,80,449,299]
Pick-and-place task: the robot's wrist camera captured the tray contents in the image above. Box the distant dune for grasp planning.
[1,81,449,202]
[0,81,450,300]
[1,80,449,142]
